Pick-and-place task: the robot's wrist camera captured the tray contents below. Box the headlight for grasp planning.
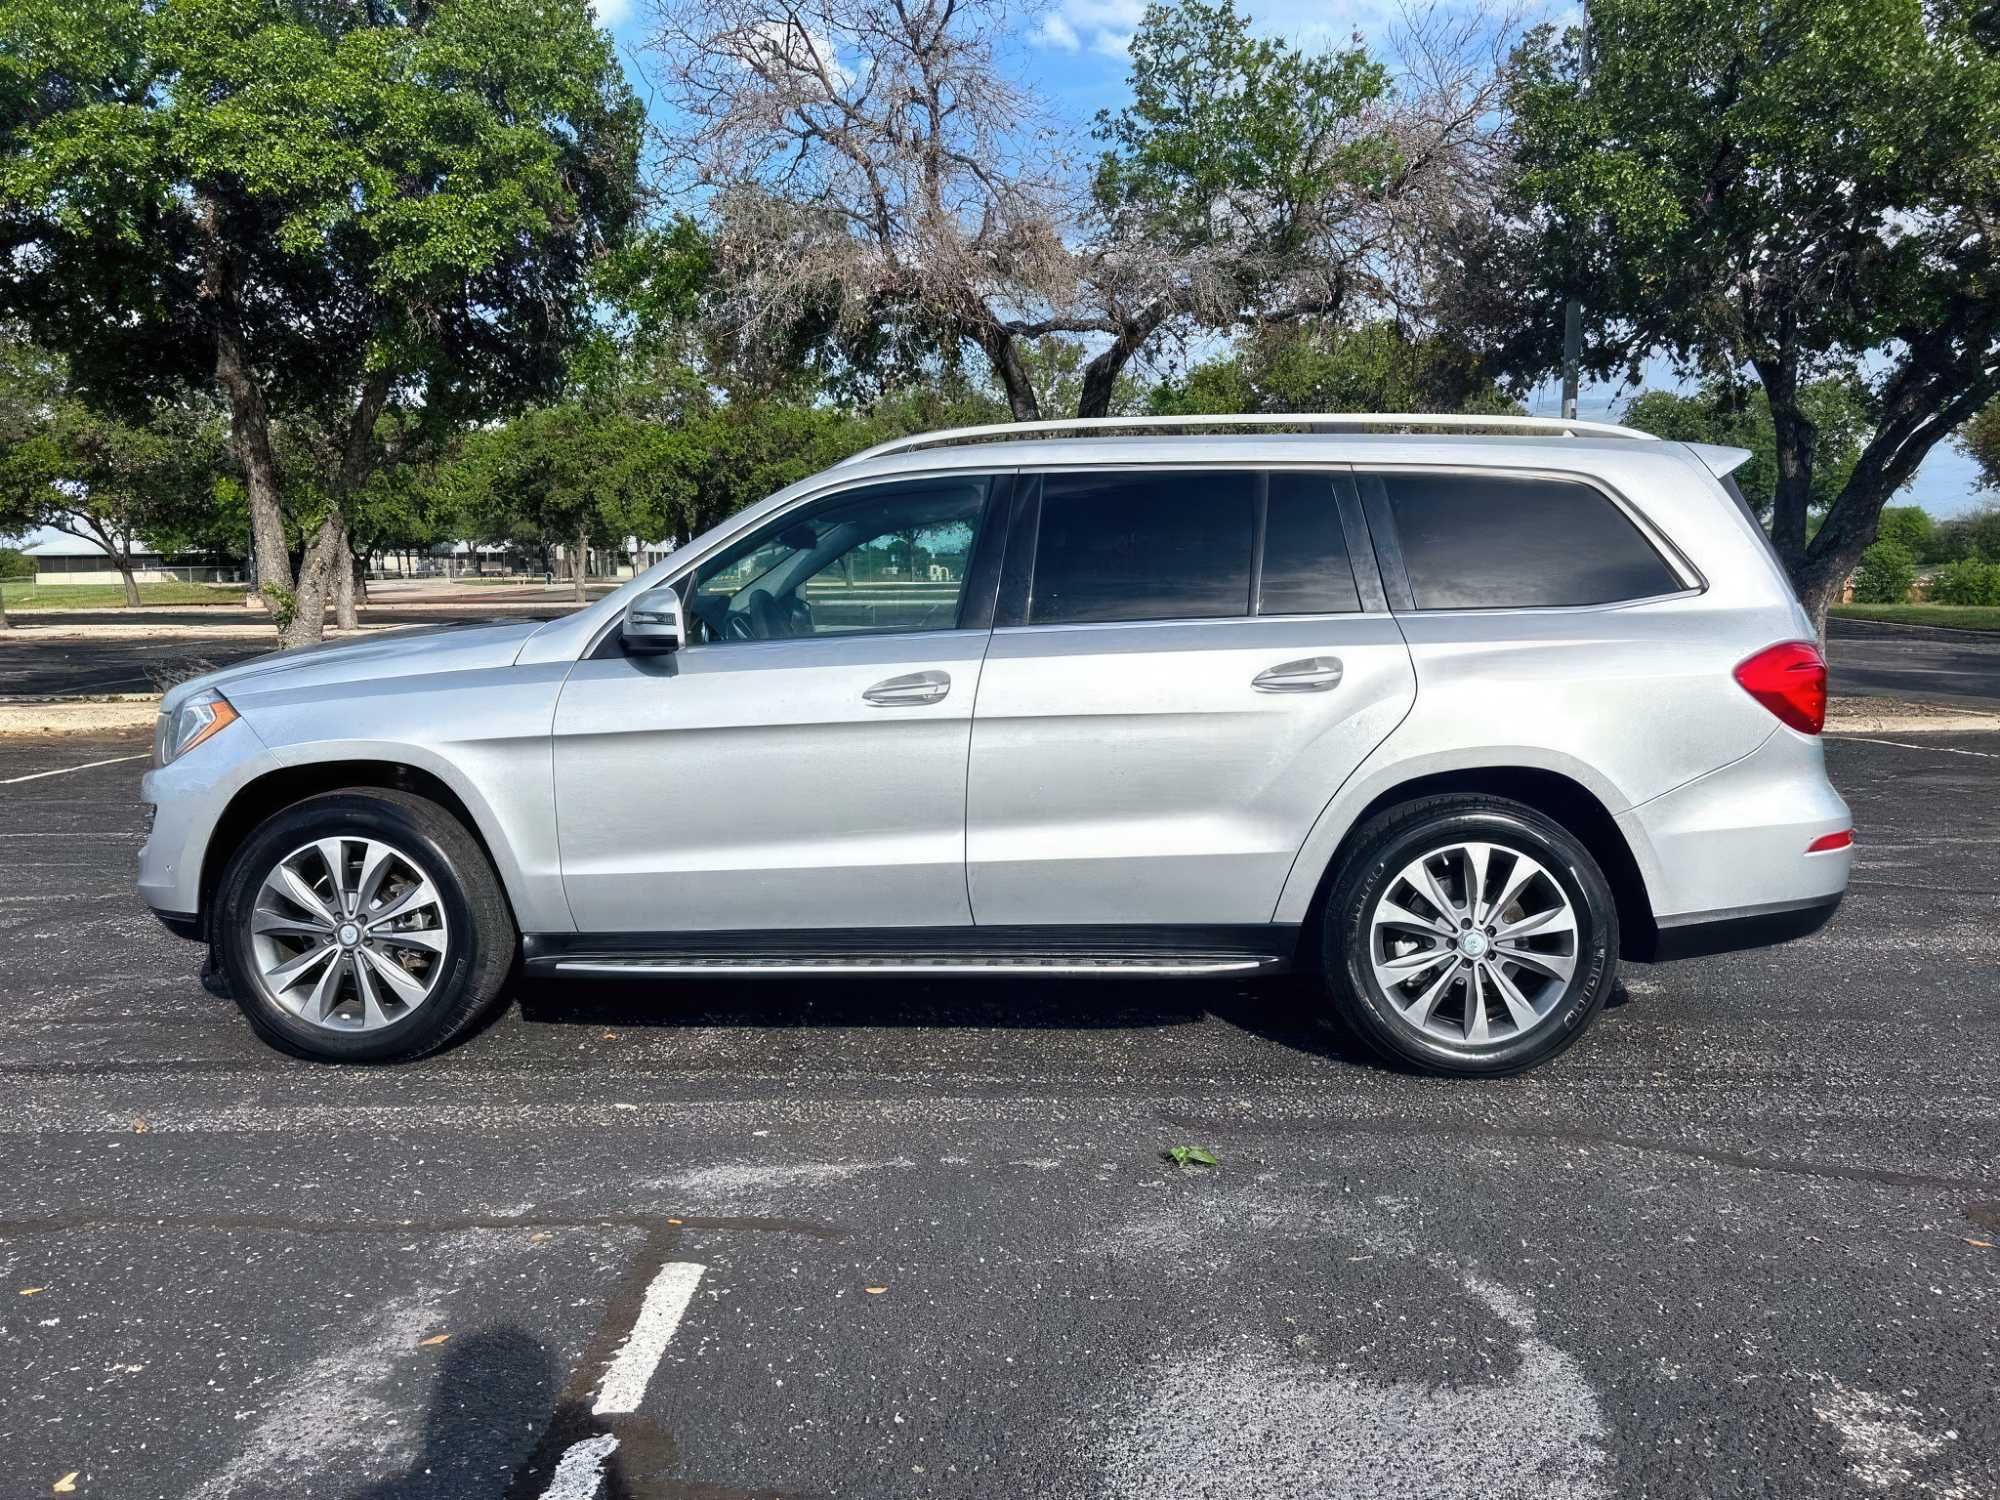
[157,690,239,766]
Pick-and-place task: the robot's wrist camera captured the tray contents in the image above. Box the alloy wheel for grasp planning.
[247,835,451,1031]
[1367,839,1579,1046]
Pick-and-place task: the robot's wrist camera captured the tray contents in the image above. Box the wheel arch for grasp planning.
[198,760,521,938]
[1287,764,1659,964]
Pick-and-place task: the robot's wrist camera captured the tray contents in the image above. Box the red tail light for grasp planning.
[1806,830,1853,853]
[1734,641,1827,735]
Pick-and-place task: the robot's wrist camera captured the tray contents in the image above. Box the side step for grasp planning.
[520,925,1301,980]
[540,953,1284,978]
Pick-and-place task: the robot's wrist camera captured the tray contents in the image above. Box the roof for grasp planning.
[20,533,151,559]
[835,431,1710,487]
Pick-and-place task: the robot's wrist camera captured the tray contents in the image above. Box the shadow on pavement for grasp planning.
[511,972,1376,1066]
[348,1327,634,1500]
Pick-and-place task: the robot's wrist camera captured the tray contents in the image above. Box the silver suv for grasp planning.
[138,415,1853,1074]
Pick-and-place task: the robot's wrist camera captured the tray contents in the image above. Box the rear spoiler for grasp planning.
[1682,443,1753,478]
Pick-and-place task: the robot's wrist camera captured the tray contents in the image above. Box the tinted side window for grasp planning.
[1379,473,1680,609]
[1260,472,1360,614]
[1031,470,1254,624]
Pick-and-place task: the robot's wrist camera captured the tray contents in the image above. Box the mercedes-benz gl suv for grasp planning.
[139,415,1853,1075]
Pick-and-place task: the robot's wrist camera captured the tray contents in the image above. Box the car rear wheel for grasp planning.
[1322,794,1618,1076]
[214,788,515,1062]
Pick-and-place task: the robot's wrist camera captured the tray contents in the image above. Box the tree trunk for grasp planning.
[278,516,342,650]
[1077,304,1170,419]
[332,514,358,630]
[118,563,142,608]
[0,581,10,631]
[968,320,1041,421]
[356,556,370,605]
[201,192,299,639]
[572,525,590,604]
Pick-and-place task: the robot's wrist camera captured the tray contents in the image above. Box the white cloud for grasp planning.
[1030,0,1144,56]
[590,0,633,28]
[1034,13,1081,50]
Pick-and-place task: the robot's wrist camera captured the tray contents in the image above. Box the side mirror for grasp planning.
[622,586,684,654]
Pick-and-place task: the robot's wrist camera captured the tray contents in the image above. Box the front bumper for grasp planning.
[148,905,205,942]
[136,715,271,923]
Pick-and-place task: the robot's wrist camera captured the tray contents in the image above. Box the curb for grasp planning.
[1829,616,2000,644]
[1825,714,2000,734]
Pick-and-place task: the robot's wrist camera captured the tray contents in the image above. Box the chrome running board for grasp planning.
[546,953,1283,978]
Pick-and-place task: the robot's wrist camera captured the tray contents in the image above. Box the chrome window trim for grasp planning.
[582,455,1699,656]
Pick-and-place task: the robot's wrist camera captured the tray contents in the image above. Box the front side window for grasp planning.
[686,477,988,644]
[1029,470,1255,625]
[1376,472,1682,610]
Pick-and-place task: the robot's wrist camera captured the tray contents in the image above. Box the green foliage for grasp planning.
[1622,380,1872,519]
[1960,399,2000,493]
[1151,322,1518,417]
[1471,0,2000,615]
[0,547,33,579]
[446,403,700,561]
[1094,0,1394,257]
[0,0,645,417]
[1930,558,2000,606]
[1164,1145,1219,1169]
[1876,506,1933,555]
[1850,541,1915,604]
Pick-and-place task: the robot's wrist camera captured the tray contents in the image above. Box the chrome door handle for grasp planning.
[1252,656,1344,693]
[863,670,951,706]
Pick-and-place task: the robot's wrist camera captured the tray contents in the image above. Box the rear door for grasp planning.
[965,466,1416,928]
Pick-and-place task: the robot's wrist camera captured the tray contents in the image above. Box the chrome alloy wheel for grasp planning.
[1367,840,1579,1046]
[247,836,451,1031]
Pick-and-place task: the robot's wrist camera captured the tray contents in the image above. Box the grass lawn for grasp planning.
[0,580,251,610]
[1831,603,2000,631]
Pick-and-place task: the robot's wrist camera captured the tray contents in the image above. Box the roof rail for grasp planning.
[837,412,1661,467]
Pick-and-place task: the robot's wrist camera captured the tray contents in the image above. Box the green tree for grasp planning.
[1622,379,1872,520]
[447,405,700,603]
[1960,399,2000,493]
[1465,0,2000,633]
[0,336,62,628]
[39,397,229,607]
[1849,541,1915,605]
[1151,322,1518,417]
[1929,557,2000,604]
[1876,506,1933,557]
[1,0,643,644]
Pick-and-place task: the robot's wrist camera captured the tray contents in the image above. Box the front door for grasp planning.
[553,474,1003,933]
[966,467,1416,928]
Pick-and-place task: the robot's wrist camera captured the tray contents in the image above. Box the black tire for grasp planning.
[1321,794,1618,1076]
[213,788,516,1062]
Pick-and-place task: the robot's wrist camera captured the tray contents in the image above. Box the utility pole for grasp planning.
[1560,1,1591,424]
[1561,299,1581,422]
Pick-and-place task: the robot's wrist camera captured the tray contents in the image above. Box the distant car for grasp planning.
[139,414,1852,1074]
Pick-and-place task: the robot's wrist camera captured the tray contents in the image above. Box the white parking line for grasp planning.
[539,1433,620,1499]
[594,1260,705,1414]
[0,754,148,785]
[1845,736,1999,760]
[535,1260,706,1498]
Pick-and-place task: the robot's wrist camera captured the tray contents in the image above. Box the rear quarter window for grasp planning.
[1374,472,1682,609]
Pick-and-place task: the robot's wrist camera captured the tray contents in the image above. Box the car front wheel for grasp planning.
[214,788,515,1062]
[1322,794,1619,1076]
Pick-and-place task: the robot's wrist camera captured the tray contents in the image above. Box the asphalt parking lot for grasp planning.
[0,730,1995,1498]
